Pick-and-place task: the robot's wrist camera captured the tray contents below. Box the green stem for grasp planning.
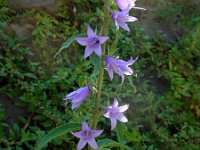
[116,124,124,150]
[91,0,110,130]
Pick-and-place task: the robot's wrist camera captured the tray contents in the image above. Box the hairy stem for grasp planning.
[91,0,110,130]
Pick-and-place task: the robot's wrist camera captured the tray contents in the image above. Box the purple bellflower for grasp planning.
[63,86,90,110]
[105,56,138,83]
[71,121,103,150]
[76,26,109,59]
[104,98,129,130]
[115,0,145,10]
[112,6,138,32]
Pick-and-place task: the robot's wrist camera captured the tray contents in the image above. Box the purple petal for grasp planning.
[119,22,130,32]
[112,98,119,107]
[84,45,94,59]
[123,5,131,14]
[111,118,117,130]
[87,25,96,37]
[64,91,77,100]
[82,121,89,130]
[118,104,129,112]
[98,36,109,44]
[126,16,138,22]
[107,69,114,81]
[118,114,128,122]
[94,44,102,56]
[71,101,82,110]
[103,111,110,118]
[103,106,112,118]
[115,0,129,10]
[121,74,125,84]
[71,131,83,138]
[92,130,103,137]
[88,138,98,149]
[76,37,88,46]
[123,67,133,75]
[129,56,138,65]
[72,86,89,103]
[77,139,87,150]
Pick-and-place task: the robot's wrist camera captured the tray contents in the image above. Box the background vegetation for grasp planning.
[0,0,200,149]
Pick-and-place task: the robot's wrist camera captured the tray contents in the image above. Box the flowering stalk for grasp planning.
[91,0,110,130]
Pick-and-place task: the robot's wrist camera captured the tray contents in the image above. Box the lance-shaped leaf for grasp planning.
[34,123,80,150]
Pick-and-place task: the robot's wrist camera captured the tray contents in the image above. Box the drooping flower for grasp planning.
[104,98,129,130]
[105,56,138,83]
[115,0,145,10]
[76,26,109,59]
[71,121,103,150]
[112,6,138,32]
[63,86,90,110]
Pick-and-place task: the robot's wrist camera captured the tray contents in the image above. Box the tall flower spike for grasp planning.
[104,98,129,130]
[71,121,103,150]
[112,6,138,32]
[63,86,90,110]
[105,56,138,83]
[115,0,145,10]
[76,25,109,59]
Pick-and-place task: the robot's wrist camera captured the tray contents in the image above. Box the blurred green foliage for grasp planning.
[0,0,200,149]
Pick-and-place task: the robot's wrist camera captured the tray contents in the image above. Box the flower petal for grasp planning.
[123,5,131,14]
[118,104,129,112]
[98,36,109,44]
[92,130,103,137]
[103,106,112,118]
[113,98,119,107]
[71,131,83,138]
[111,118,117,130]
[84,45,94,59]
[126,16,138,22]
[88,138,98,149]
[119,22,130,32]
[115,0,129,10]
[71,101,82,110]
[87,25,96,37]
[118,114,128,122]
[82,121,89,130]
[107,68,114,81]
[121,74,125,84]
[72,87,89,103]
[76,37,88,46]
[94,44,102,57]
[123,67,133,75]
[64,91,77,100]
[77,139,87,150]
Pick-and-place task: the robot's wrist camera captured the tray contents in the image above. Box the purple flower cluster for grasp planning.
[106,56,138,83]
[63,86,90,110]
[104,98,129,130]
[71,121,103,150]
[76,26,109,59]
[62,1,145,149]
[113,0,145,32]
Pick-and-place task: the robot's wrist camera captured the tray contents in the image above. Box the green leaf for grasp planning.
[54,33,85,58]
[90,53,101,76]
[98,138,130,150]
[110,31,120,56]
[34,123,80,150]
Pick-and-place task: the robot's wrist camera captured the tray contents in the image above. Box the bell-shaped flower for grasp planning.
[112,6,138,32]
[105,56,138,83]
[104,98,129,130]
[115,0,145,10]
[63,86,90,110]
[76,26,109,59]
[71,121,103,150]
